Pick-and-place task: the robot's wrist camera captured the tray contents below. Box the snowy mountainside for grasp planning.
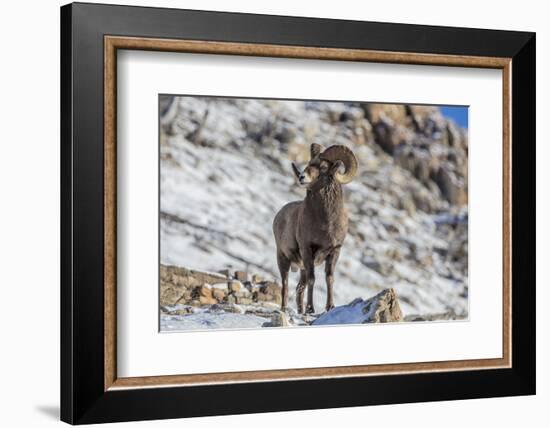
[160,96,468,317]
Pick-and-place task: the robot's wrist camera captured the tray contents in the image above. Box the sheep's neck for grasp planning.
[305,181,344,224]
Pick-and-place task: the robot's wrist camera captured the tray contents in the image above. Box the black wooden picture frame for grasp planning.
[61,2,535,424]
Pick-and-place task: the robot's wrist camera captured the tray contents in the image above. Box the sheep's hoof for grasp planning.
[325,304,335,312]
[305,305,315,314]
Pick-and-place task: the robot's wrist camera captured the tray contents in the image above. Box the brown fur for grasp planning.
[272,144,357,314]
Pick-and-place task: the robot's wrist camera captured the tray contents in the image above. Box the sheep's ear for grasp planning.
[310,143,322,158]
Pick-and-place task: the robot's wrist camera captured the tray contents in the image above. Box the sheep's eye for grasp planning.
[320,161,329,172]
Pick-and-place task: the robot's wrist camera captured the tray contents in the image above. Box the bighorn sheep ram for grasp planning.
[272,144,358,314]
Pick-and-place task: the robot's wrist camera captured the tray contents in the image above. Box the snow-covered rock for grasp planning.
[312,288,403,326]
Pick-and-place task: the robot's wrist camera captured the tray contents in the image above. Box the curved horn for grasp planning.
[321,145,358,184]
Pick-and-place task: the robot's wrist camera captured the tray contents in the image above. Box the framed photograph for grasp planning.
[61,2,535,424]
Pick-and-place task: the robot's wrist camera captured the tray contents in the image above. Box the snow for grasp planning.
[312,298,370,326]
[161,312,270,331]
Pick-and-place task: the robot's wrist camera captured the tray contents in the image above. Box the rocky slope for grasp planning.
[160,265,408,330]
[160,96,469,328]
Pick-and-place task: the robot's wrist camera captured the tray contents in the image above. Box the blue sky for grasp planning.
[439,105,468,129]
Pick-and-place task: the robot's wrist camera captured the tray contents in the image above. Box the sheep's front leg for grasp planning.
[277,252,291,311]
[296,269,306,314]
[325,248,340,312]
[302,247,316,314]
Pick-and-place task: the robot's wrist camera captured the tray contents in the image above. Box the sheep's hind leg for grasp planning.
[302,248,316,314]
[277,252,291,312]
[325,248,340,312]
[296,269,306,314]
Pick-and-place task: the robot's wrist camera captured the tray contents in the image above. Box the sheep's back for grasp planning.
[272,201,302,254]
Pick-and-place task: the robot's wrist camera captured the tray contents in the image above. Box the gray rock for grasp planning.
[263,310,290,327]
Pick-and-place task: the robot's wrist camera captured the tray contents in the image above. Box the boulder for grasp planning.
[235,287,251,298]
[364,288,404,322]
[160,285,186,306]
[160,265,228,306]
[199,284,213,298]
[312,288,403,326]
[261,282,281,296]
[161,265,227,286]
[212,288,226,302]
[212,282,229,290]
[255,282,282,304]
[199,295,217,306]
[256,293,272,302]
[192,270,228,285]
[264,310,290,327]
[229,280,244,293]
[173,307,195,316]
[234,271,249,282]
